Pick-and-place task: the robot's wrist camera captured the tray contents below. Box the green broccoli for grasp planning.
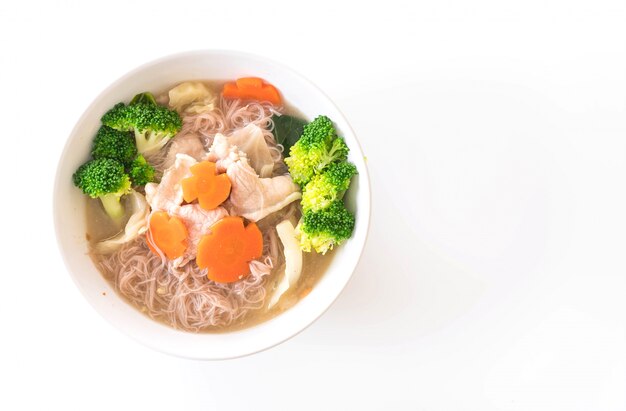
[101,92,182,156]
[301,162,357,212]
[129,92,157,105]
[129,154,155,186]
[297,200,355,254]
[91,125,137,165]
[72,158,131,220]
[285,115,349,186]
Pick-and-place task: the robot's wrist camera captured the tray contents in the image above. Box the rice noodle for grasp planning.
[99,236,276,331]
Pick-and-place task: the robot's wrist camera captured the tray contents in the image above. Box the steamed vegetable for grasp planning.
[222,77,282,106]
[147,211,188,260]
[285,115,357,253]
[91,125,137,165]
[301,161,357,212]
[129,154,155,186]
[297,200,355,254]
[101,92,182,156]
[73,158,132,221]
[181,161,231,210]
[168,81,216,114]
[272,114,307,153]
[94,190,149,254]
[196,217,263,283]
[268,220,303,308]
[284,115,349,186]
[129,91,157,105]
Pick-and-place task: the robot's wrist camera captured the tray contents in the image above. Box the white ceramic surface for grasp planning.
[53,50,371,360]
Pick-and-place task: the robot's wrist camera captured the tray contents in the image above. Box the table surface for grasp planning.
[2,1,625,410]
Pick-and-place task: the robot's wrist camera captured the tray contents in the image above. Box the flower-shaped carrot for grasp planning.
[181,161,231,210]
[147,211,188,260]
[196,216,263,283]
[222,77,282,106]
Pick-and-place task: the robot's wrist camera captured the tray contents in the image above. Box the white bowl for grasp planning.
[53,50,371,360]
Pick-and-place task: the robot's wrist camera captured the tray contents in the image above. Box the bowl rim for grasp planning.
[53,49,371,360]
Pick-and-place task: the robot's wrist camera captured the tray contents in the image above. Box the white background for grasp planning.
[1,0,625,410]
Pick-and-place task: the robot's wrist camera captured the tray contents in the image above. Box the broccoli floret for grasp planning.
[297,200,355,254]
[72,158,131,220]
[301,162,357,212]
[91,125,137,165]
[101,92,182,156]
[285,115,349,186]
[129,154,155,186]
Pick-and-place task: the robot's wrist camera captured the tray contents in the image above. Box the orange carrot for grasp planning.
[222,77,282,105]
[181,161,231,210]
[196,216,263,283]
[222,82,239,98]
[147,211,188,260]
[236,77,264,89]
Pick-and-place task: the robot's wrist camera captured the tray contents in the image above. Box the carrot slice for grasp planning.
[222,77,282,105]
[196,216,263,283]
[181,161,231,210]
[236,77,263,89]
[147,211,188,260]
[222,82,240,98]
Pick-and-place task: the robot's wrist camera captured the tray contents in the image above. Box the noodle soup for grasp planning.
[76,78,357,333]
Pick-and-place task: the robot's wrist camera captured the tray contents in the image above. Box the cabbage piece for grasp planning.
[168,82,216,114]
[93,190,149,254]
[228,124,274,177]
[268,220,303,308]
